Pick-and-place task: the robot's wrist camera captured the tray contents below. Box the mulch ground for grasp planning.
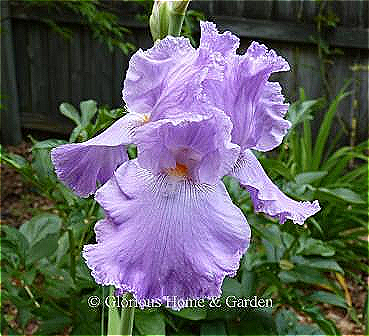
[1,141,55,228]
[1,141,367,335]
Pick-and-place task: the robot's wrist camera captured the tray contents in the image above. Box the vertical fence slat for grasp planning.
[81,27,93,101]
[113,49,128,107]
[29,23,50,120]
[5,1,369,144]
[69,26,82,107]
[356,54,369,142]
[1,3,22,144]
[13,20,31,118]
[48,29,71,126]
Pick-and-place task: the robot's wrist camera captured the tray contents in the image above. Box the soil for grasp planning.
[1,142,367,335]
[1,141,55,228]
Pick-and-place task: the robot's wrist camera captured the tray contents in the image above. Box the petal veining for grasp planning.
[83,160,250,307]
[230,150,320,224]
[135,112,240,184]
[51,113,144,197]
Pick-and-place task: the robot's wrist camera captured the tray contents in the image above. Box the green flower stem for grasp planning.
[168,1,190,37]
[150,0,190,41]
[120,292,135,336]
[101,286,105,336]
[168,11,186,37]
[107,288,135,336]
[68,228,76,281]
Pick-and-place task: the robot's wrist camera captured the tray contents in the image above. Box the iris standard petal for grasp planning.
[199,21,240,56]
[83,159,250,307]
[122,33,225,122]
[230,150,320,224]
[51,113,144,197]
[252,81,291,151]
[203,37,290,151]
[123,36,195,116]
[135,112,240,184]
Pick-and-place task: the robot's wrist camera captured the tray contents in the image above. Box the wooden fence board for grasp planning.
[112,49,128,107]
[28,25,50,118]
[213,16,368,49]
[1,3,22,145]
[48,28,70,123]
[82,27,92,101]
[69,24,83,107]
[2,0,368,145]
[13,20,31,116]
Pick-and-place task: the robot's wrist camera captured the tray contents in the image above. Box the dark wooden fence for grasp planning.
[2,0,368,145]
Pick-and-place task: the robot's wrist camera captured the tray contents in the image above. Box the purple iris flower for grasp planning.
[51,21,320,307]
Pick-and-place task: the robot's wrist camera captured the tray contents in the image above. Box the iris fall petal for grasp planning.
[83,160,250,307]
[230,149,320,224]
[51,113,144,197]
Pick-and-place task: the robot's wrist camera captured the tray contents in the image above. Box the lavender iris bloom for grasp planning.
[51,21,320,307]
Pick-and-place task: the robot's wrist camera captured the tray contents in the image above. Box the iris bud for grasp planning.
[149,0,190,41]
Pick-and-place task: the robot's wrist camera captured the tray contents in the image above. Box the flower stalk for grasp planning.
[168,1,190,37]
[107,287,135,336]
[120,293,135,336]
[149,0,190,41]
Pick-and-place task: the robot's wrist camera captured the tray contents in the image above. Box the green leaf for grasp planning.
[301,305,339,335]
[53,183,77,206]
[38,315,72,335]
[60,102,81,125]
[260,158,294,181]
[1,152,29,170]
[80,100,97,126]
[222,277,242,298]
[32,139,67,185]
[295,171,327,185]
[317,187,365,204]
[278,266,333,289]
[169,307,207,320]
[55,232,69,264]
[297,237,335,256]
[227,309,275,335]
[18,308,32,328]
[69,124,82,143]
[275,308,323,335]
[107,293,121,336]
[27,233,59,264]
[306,291,347,308]
[1,225,29,264]
[200,321,227,335]
[312,87,350,170]
[287,98,320,132]
[127,144,137,160]
[135,311,166,335]
[291,256,343,273]
[19,213,62,247]
[240,271,256,297]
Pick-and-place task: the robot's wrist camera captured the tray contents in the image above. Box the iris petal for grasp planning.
[202,31,291,150]
[230,150,320,224]
[51,113,144,197]
[135,112,240,184]
[122,33,227,122]
[123,36,195,117]
[199,21,240,56]
[83,159,250,307]
[252,81,291,151]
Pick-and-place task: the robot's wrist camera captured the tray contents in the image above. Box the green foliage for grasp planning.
[180,9,206,46]
[19,0,136,54]
[226,87,368,335]
[1,91,367,334]
[1,101,121,335]
[60,100,127,143]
